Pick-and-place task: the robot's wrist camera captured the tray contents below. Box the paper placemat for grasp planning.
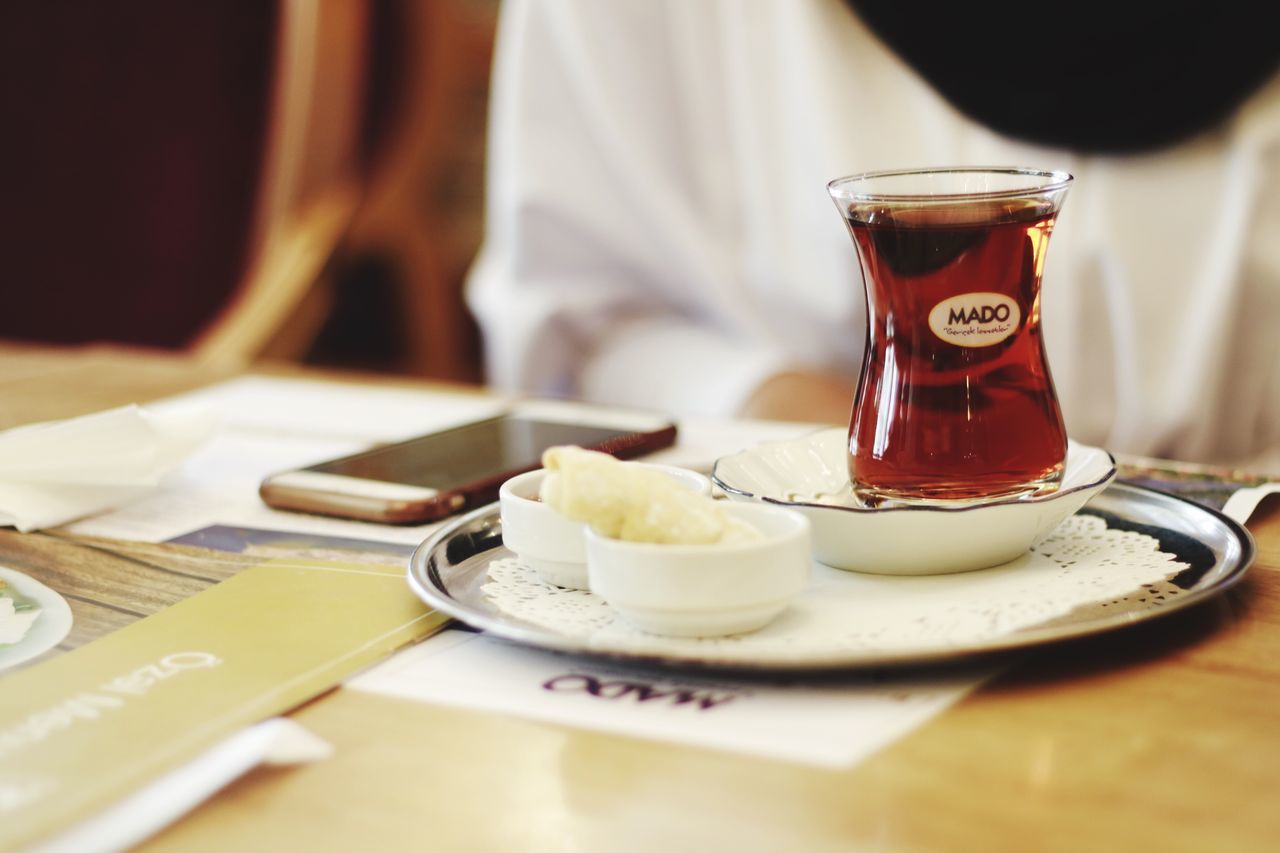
[348,628,992,769]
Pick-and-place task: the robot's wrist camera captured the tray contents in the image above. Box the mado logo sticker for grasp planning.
[928,292,1021,348]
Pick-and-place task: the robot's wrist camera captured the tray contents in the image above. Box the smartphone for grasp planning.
[259,406,677,524]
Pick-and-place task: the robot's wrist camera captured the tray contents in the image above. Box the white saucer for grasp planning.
[0,567,73,671]
[711,429,1117,575]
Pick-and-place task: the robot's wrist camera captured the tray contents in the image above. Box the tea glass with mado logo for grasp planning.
[827,167,1073,507]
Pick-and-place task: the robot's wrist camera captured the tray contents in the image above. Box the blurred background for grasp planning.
[0,0,499,383]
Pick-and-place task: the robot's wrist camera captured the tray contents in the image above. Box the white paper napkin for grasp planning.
[1222,482,1280,525]
[0,405,216,532]
[30,717,332,853]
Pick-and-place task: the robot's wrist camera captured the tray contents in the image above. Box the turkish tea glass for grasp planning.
[828,167,1073,506]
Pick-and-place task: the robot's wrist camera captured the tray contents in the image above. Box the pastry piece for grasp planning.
[539,446,759,545]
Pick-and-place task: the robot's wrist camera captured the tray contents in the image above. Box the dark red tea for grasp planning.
[843,198,1066,502]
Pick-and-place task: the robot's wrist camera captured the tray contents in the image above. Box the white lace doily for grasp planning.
[479,514,1188,663]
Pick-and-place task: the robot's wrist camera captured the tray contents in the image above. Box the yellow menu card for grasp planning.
[0,558,447,849]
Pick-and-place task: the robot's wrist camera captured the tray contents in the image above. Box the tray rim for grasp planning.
[405,483,1256,673]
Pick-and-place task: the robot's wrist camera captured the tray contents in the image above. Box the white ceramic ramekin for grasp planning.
[499,464,711,589]
[585,502,811,637]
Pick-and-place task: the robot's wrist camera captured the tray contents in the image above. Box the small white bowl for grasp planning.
[585,502,811,638]
[712,429,1117,576]
[499,464,712,589]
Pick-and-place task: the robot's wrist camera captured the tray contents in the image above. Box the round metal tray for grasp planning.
[406,483,1254,672]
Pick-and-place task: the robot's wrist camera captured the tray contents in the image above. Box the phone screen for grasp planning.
[306,416,640,491]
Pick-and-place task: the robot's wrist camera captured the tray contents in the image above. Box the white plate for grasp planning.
[711,429,1118,574]
[0,567,73,671]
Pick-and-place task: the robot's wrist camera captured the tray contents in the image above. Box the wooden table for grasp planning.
[4,344,1280,852]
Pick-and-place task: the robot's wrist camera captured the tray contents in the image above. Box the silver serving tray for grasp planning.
[406,483,1254,672]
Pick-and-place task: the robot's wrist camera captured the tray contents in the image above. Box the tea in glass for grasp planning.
[828,168,1072,505]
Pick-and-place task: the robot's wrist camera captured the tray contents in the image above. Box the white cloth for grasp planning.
[468,0,1280,466]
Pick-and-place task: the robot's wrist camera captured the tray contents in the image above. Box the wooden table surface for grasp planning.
[4,344,1280,852]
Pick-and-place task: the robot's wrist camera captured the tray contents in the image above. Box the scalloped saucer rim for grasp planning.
[711,429,1117,514]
